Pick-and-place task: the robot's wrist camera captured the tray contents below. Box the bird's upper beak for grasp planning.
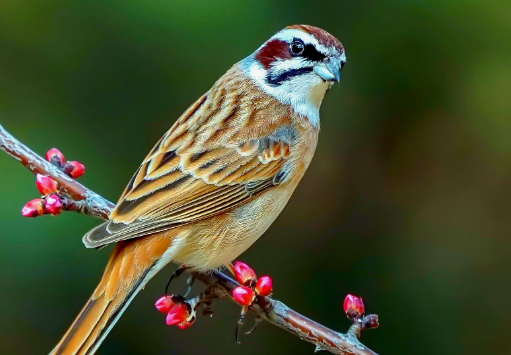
[313,57,341,83]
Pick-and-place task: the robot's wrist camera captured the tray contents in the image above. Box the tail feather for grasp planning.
[51,234,173,355]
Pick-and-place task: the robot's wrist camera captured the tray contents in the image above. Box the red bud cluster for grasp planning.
[232,261,273,306]
[22,174,64,217]
[21,148,86,218]
[45,148,85,178]
[154,295,195,330]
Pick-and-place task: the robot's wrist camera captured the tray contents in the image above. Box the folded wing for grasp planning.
[83,77,295,248]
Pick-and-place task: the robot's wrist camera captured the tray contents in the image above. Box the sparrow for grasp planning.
[51,24,346,355]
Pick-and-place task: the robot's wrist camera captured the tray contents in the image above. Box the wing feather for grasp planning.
[83,69,294,248]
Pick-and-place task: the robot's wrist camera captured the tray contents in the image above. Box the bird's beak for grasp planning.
[313,57,341,83]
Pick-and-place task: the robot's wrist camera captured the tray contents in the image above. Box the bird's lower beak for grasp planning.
[313,58,341,83]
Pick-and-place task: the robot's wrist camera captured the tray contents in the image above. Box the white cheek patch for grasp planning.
[241,56,328,128]
[271,57,308,72]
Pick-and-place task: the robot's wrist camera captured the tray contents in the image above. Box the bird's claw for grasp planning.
[165,265,188,295]
[235,306,248,343]
[229,261,273,343]
[245,315,263,335]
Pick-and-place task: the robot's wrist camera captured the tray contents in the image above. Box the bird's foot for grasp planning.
[229,261,273,343]
[156,268,216,331]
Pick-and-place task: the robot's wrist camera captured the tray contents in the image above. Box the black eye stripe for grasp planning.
[302,44,326,61]
[290,38,326,62]
[264,38,330,86]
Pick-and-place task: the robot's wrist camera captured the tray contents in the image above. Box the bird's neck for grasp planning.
[237,58,328,129]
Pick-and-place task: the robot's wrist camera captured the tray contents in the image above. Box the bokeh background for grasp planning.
[1,1,510,354]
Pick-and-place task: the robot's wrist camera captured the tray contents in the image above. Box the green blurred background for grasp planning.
[1,0,510,354]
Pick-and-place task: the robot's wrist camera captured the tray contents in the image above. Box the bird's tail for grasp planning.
[50,234,172,355]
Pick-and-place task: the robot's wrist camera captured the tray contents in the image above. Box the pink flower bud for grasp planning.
[232,286,255,306]
[45,148,65,166]
[21,199,44,217]
[166,303,188,326]
[65,161,85,178]
[343,294,365,320]
[155,295,175,313]
[233,261,256,286]
[36,174,58,195]
[45,194,63,215]
[255,275,273,296]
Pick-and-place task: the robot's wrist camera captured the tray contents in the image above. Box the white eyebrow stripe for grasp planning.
[272,29,319,45]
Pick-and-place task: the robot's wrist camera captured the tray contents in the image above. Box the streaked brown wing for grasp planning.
[83,72,294,248]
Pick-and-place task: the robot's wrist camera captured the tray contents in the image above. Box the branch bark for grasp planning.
[0,123,379,355]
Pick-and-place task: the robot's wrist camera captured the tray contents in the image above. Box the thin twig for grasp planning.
[193,272,378,355]
[0,124,114,219]
[0,123,378,355]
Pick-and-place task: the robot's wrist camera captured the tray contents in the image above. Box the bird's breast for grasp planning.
[172,123,319,272]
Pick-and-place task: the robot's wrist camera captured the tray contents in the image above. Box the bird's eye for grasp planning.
[290,40,305,56]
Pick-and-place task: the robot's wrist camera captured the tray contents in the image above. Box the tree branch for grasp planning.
[0,123,379,355]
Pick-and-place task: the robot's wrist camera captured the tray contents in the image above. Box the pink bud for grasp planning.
[65,161,85,178]
[232,286,255,306]
[45,194,63,215]
[255,275,273,296]
[343,294,365,320]
[166,303,188,326]
[233,261,256,286]
[45,148,65,165]
[36,174,58,195]
[155,295,175,313]
[21,199,44,217]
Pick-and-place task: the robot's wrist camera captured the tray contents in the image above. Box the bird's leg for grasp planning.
[226,263,235,277]
[228,261,273,342]
[165,264,188,295]
[184,275,195,297]
[235,306,248,343]
[200,286,215,317]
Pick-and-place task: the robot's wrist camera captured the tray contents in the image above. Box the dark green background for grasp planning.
[1,1,510,354]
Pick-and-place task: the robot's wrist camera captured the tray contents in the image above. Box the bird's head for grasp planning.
[241,25,346,127]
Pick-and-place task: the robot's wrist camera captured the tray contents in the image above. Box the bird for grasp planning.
[50,24,346,355]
